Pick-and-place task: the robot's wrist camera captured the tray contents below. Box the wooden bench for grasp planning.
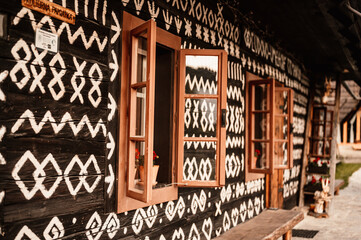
[214,209,304,240]
[334,179,344,195]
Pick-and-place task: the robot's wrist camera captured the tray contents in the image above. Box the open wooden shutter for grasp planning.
[177,49,227,187]
[248,79,275,174]
[274,87,293,169]
[126,20,156,203]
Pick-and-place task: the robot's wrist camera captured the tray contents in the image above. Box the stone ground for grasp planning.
[292,167,361,240]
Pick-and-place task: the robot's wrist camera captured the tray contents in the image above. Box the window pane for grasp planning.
[275,90,289,114]
[184,98,217,137]
[274,142,288,166]
[185,56,218,95]
[129,141,146,193]
[252,142,269,169]
[312,140,324,155]
[275,116,288,140]
[253,113,270,140]
[136,87,146,136]
[183,141,216,181]
[253,84,269,111]
[314,108,325,122]
[312,124,324,138]
[325,140,331,156]
[136,37,147,83]
[326,124,332,138]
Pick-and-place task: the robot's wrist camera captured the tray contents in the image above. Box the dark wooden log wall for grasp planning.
[0,0,309,239]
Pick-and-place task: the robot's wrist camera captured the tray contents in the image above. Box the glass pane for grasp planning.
[129,141,146,193]
[313,108,325,122]
[185,55,218,95]
[275,116,288,140]
[253,84,269,111]
[184,98,217,137]
[326,124,332,138]
[136,37,147,83]
[275,90,288,114]
[326,111,333,122]
[274,142,288,166]
[312,140,324,155]
[312,124,324,138]
[136,87,146,136]
[252,142,269,169]
[325,140,331,156]
[253,113,270,140]
[183,141,216,181]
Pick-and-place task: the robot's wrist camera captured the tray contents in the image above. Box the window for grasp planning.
[310,107,333,157]
[117,12,227,213]
[246,77,293,175]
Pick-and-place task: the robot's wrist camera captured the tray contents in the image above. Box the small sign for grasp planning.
[35,28,59,53]
[22,0,76,25]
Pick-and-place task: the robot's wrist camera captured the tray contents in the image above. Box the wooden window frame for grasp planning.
[117,13,227,213]
[310,107,333,158]
[246,76,294,176]
[177,49,227,187]
[117,12,180,213]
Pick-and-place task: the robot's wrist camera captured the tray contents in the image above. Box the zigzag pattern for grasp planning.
[13,8,108,52]
[11,110,107,138]
[227,86,243,101]
[185,74,217,95]
[225,136,242,148]
[183,134,216,149]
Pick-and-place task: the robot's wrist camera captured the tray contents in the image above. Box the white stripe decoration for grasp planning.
[105,164,114,196]
[0,70,9,101]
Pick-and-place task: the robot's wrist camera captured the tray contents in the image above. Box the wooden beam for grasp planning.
[328,76,341,215]
[343,121,348,143]
[299,82,314,207]
[356,110,360,142]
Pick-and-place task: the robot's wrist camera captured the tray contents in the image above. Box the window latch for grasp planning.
[221,109,227,128]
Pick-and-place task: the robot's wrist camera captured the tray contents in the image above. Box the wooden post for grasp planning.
[283,230,292,240]
[328,76,341,215]
[299,82,314,207]
[343,121,348,144]
[356,110,360,142]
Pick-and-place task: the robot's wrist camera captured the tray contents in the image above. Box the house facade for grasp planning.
[0,0,310,239]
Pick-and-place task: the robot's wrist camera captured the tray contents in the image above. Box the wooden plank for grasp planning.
[213,209,304,240]
[299,82,314,207]
[329,77,341,215]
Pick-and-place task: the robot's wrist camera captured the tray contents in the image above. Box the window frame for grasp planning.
[177,49,227,187]
[310,107,333,158]
[246,77,294,175]
[117,12,228,213]
[117,12,180,213]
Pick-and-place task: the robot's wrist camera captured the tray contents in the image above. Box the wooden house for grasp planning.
[0,0,359,239]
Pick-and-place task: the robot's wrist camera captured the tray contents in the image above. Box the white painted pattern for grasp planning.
[48,53,66,101]
[0,70,8,101]
[101,213,120,239]
[13,8,108,52]
[0,191,5,204]
[10,39,31,90]
[148,1,160,20]
[12,151,63,200]
[15,226,41,240]
[165,197,186,221]
[12,110,107,138]
[86,211,103,240]
[105,164,115,196]
[64,155,101,196]
[109,50,119,82]
[188,223,200,240]
[43,216,65,240]
[191,190,207,214]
